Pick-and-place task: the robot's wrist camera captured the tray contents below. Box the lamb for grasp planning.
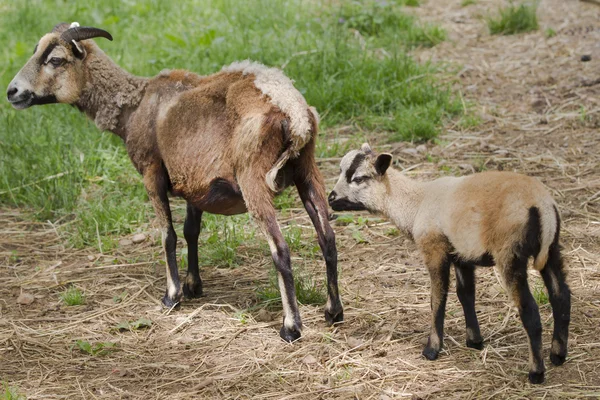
[328,143,570,384]
[6,23,344,342]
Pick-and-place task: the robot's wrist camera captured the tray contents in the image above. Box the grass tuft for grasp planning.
[257,266,326,307]
[1,383,24,400]
[60,286,85,306]
[487,2,539,35]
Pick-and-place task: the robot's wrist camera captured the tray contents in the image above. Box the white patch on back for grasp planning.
[222,60,313,149]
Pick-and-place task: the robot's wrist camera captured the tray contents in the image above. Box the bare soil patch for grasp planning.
[1,0,600,398]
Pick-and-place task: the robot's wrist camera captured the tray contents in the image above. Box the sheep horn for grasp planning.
[60,26,113,43]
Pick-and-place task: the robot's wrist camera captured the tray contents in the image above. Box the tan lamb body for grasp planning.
[328,143,570,384]
[7,23,344,342]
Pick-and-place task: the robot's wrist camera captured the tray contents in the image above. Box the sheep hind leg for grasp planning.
[238,176,302,342]
[454,262,483,349]
[143,164,181,308]
[295,169,343,326]
[504,255,545,384]
[540,244,570,366]
[182,204,203,298]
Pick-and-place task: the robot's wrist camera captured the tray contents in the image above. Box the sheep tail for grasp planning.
[533,204,560,271]
[265,106,319,192]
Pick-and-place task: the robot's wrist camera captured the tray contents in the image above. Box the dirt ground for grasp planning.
[1,0,599,398]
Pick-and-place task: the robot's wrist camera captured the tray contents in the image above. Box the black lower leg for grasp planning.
[183,204,203,298]
[511,266,545,384]
[455,263,483,349]
[264,218,302,342]
[541,246,570,366]
[296,179,343,325]
[423,257,451,360]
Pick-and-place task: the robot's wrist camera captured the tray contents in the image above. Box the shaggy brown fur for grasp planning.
[329,143,570,384]
[7,23,344,342]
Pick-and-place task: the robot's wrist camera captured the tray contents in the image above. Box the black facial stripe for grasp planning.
[345,153,366,183]
[33,43,38,54]
[40,42,58,64]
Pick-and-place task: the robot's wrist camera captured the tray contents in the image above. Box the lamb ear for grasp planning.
[374,153,392,176]
[360,142,372,154]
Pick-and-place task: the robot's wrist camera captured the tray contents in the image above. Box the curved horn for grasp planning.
[60,26,113,43]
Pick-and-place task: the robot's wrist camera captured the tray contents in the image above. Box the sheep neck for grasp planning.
[380,168,424,236]
[75,45,148,139]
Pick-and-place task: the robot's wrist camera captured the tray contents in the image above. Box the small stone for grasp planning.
[119,239,134,247]
[347,336,363,348]
[17,292,35,305]
[402,148,418,155]
[302,354,318,365]
[255,308,272,322]
[581,54,592,62]
[131,233,147,244]
[87,255,95,261]
[416,144,427,154]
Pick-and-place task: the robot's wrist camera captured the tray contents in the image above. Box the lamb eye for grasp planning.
[48,57,64,67]
[352,176,368,184]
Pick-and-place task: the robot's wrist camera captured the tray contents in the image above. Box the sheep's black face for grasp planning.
[329,144,392,213]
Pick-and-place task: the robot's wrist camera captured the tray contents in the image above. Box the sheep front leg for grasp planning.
[419,235,451,360]
[183,204,203,298]
[143,165,181,308]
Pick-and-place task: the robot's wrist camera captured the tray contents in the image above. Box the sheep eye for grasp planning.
[352,176,368,184]
[48,57,64,67]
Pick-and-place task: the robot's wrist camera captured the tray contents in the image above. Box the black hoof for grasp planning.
[528,370,545,384]
[279,326,302,343]
[182,277,203,299]
[550,352,566,366]
[466,339,484,350]
[324,307,344,326]
[422,346,439,361]
[162,292,181,309]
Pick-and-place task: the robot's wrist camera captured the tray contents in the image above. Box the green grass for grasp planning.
[256,266,326,308]
[461,0,477,6]
[487,2,539,35]
[72,340,117,356]
[0,0,462,257]
[59,286,85,306]
[1,383,24,400]
[533,283,549,305]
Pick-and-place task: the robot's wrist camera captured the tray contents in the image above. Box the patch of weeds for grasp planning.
[335,214,369,227]
[461,0,477,6]
[1,383,24,400]
[352,230,369,244]
[579,106,588,124]
[256,266,326,308]
[234,312,251,325]
[533,284,549,305]
[72,340,117,356]
[112,317,152,332]
[60,286,85,306]
[200,214,254,268]
[385,227,401,237]
[404,0,420,6]
[274,188,297,210]
[487,2,539,35]
[113,291,127,303]
[457,113,482,130]
[545,27,556,38]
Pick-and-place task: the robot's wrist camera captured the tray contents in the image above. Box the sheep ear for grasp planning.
[361,142,372,154]
[374,153,392,176]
